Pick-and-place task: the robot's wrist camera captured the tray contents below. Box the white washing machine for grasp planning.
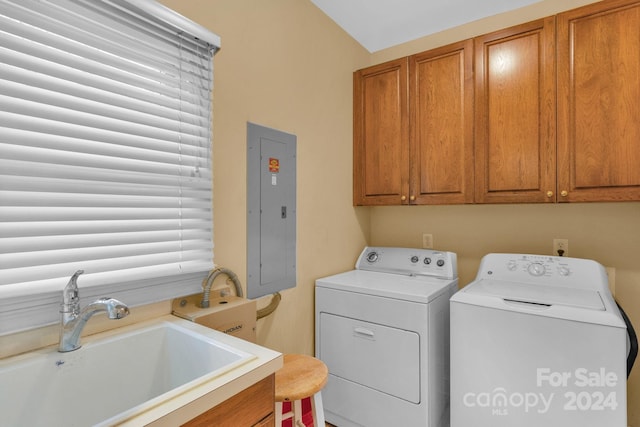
[451,253,634,427]
[315,246,458,427]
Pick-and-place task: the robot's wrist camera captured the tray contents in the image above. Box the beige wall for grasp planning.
[158,0,371,355]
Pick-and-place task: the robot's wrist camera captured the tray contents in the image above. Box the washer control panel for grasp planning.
[356,246,457,279]
[465,253,616,313]
[474,253,611,290]
[483,254,573,279]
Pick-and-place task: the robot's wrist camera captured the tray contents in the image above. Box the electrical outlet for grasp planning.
[422,233,433,249]
[553,238,569,257]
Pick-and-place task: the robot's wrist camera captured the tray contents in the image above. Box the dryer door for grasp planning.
[319,313,420,403]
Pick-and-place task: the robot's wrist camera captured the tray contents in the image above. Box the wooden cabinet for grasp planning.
[410,40,474,204]
[474,17,557,203]
[353,58,409,205]
[353,41,474,205]
[353,0,640,205]
[557,0,640,202]
[182,374,275,427]
[477,0,640,204]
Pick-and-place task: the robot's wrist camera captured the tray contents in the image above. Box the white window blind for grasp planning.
[0,0,220,335]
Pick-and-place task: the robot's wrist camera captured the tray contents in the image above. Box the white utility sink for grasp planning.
[0,318,256,426]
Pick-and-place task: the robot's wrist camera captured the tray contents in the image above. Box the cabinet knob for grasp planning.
[410,195,415,201]
[561,190,568,197]
[546,191,553,198]
[401,195,407,201]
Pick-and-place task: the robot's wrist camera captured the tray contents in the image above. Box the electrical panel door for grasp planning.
[247,123,296,299]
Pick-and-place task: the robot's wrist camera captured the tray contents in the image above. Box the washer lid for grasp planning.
[452,278,626,328]
[316,270,456,303]
[464,279,605,311]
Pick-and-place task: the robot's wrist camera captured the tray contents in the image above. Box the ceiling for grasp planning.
[310,0,543,52]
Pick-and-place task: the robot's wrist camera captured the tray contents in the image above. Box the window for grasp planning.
[0,0,220,334]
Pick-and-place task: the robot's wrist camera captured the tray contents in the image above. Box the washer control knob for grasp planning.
[437,259,445,267]
[558,266,571,276]
[410,255,419,263]
[527,262,546,276]
[366,252,379,263]
[423,257,432,265]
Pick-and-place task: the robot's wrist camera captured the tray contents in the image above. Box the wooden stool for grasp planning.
[275,354,328,427]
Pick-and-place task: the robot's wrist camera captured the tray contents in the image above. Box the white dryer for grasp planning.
[315,246,458,427]
[450,253,634,427]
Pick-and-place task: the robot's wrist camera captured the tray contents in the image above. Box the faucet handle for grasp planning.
[61,270,84,314]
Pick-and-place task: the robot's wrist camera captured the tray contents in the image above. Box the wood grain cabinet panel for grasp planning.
[182,374,275,427]
[474,17,557,203]
[557,0,640,202]
[353,58,409,205]
[410,40,474,204]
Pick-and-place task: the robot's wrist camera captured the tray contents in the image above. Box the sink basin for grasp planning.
[0,319,255,426]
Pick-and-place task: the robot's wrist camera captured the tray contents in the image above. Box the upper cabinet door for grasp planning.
[474,17,557,203]
[409,40,474,204]
[353,58,410,205]
[557,0,640,202]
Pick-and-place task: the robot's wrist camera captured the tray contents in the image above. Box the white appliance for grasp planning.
[451,253,631,427]
[315,246,458,427]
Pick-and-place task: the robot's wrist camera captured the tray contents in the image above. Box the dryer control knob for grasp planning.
[410,256,419,263]
[423,257,432,265]
[366,252,379,263]
[437,259,445,267]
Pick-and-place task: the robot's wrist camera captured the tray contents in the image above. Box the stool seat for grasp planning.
[275,354,328,426]
[275,354,328,401]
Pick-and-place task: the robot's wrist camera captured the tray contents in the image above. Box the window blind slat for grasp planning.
[2,242,214,269]
[0,219,212,238]
[0,207,211,221]
[0,260,214,296]
[0,180,211,201]
[1,104,208,144]
[0,192,213,210]
[0,159,212,187]
[0,127,209,159]
[2,230,213,253]
[0,142,209,173]
[0,0,219,335]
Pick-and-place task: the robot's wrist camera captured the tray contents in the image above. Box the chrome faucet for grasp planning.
[59,270,130,352]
